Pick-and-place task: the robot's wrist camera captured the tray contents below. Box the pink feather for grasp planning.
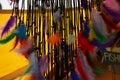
[14,37,34,53]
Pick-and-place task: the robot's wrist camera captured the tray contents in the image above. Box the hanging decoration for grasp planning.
[14,37,34,53]
[1,16,16,37]
[0,31,15,44]
[1,0,120,80]
[47,32,60,45]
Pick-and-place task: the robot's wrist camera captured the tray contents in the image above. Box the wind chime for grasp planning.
[0,0,120,80]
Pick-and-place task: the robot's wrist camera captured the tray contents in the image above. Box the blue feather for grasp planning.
[16,25,27,40]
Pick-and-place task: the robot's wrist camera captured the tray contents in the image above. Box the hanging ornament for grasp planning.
[47,32,60,45]
[15,23,27,40]
[1,16,16,37]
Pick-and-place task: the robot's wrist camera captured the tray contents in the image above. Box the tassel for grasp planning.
[1,16,16,37]
[102,1,120,22]
[0,32,15,44]
[16,25,27,40]
[78,31,96,53]
[91,8,108,40]
[47,32,60,45]
[14,37,34,53]
[71,69,81,80]
[83,19,90,38]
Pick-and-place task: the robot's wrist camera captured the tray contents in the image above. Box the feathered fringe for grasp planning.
[71,69,81,80]
[102,1,120,22]
[28,52,44,80]
[47,32,60,45]
[101,6,120,31]
[91,8,108,40]
[88,20,96,41]
[10,37,19,51]
[78,31,96,53]
[1,16,16,37]
[14,37,34,53]
[0,32,15,44]
[16,25,27,40]
[39,55,48,75]
[78,51,95,77]
[104,0,120,11]
[83,19,90,38]
[74,53,93,80]
[86,53,104,74]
